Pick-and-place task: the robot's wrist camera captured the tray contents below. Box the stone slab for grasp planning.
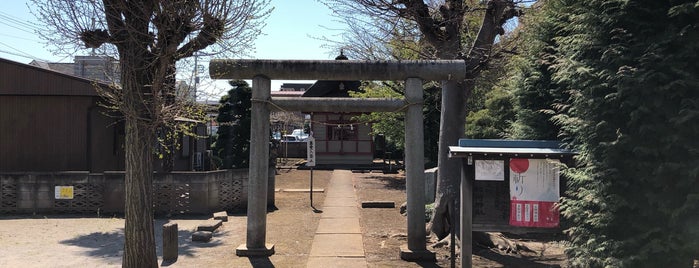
[316,218,361,234]
[281,188,325,193]
[361,201,395,208]
[309,234,365,257]
[326,179,355,188]
[322,197,357,207]
[191,231,212,242]
[326,179,354,187]
[197,219,222,232]
[320,206,359,219]
[236,244,275,257]
[306,257,367,268]
[213,211,228,222]
[324,190,355,198]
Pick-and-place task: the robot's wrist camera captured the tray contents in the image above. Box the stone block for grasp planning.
[213,211,228,222]
[191,231,212,242]
[361,201,395,208]
[197,219,222,232]
[236,244,275,256]
[162,222,178,261]
[424,167,438,203]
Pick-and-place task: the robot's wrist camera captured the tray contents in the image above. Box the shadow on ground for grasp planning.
[475,249,562,268]
[360,175,406,191]
[58,218,225,263]
[249,257,274,267]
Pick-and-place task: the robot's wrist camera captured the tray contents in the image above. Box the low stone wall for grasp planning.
[0,169,275,215]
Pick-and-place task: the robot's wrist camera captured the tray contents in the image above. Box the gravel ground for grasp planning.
[0,168,331,268]
[0,167,576,267]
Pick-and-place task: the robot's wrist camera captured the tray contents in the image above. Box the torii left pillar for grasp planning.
[400,78,436,261]
[236,75,275,256]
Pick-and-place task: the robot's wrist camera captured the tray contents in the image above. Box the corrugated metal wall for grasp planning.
[1,58,207,172]
[0,95,92,171]
[0,58,121,172]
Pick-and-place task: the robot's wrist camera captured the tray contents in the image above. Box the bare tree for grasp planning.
[30,0,271,266]
[270,111,305,132]
[323,0,519,241]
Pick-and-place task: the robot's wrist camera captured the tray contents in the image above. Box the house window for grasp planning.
[327,124,357,141]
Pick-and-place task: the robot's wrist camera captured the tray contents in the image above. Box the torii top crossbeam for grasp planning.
[209,59,466,81]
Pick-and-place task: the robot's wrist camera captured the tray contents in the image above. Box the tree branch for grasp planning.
[464,0,518,76]
[175,13,225,59]
[401,0,442,46]
[153,0,197,56]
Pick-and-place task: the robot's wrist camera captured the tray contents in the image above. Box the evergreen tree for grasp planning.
[548,0,699,266]
[213,80,252,169]
[504,2,564,140]
[464,34,519,140]
[465,86,515,139]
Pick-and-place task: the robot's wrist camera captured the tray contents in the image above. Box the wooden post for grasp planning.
[461,157,474,267]
[162,222,178,262]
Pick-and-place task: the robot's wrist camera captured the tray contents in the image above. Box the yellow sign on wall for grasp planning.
[55,186,74,199]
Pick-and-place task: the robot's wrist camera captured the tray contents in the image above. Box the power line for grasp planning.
[0,32,40,42]
[0,11,40,33]
[0,41,35,58]
[0,48,45,62]
[0,11,63,63]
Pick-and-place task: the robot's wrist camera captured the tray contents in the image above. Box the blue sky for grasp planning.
[0,0,343,98]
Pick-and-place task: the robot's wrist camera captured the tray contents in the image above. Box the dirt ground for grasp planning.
[353,171,567,268]
[0,166,570,267]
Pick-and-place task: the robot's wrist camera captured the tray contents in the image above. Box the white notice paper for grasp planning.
[475,160,505,181]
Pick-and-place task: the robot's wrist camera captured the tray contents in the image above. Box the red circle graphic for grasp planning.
[510,158,530,173]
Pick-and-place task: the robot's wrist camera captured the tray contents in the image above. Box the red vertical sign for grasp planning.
[509,159,560,228]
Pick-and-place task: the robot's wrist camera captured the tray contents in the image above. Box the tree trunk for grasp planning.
[429,79,469,239]
[122,116,158,268]
[427,0,515,241]
[119,51,158,266]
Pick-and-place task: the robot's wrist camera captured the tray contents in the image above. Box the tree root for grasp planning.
[429,231,535,256]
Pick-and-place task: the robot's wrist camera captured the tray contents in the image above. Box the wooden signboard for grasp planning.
[450,139,575,233]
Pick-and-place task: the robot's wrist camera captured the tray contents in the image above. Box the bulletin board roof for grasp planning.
[449,139,576,158]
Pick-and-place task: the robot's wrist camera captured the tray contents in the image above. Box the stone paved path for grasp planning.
[306,170,367,268]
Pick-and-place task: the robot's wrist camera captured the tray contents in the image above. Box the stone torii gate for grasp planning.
[209,59,465,261]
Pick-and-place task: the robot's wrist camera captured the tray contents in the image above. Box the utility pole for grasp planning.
[193,52,199,100]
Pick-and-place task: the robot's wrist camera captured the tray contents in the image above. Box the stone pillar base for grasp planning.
[399,245,436,262]
[236,244,275,257]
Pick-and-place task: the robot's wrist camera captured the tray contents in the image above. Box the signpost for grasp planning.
[307,136,321,212]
